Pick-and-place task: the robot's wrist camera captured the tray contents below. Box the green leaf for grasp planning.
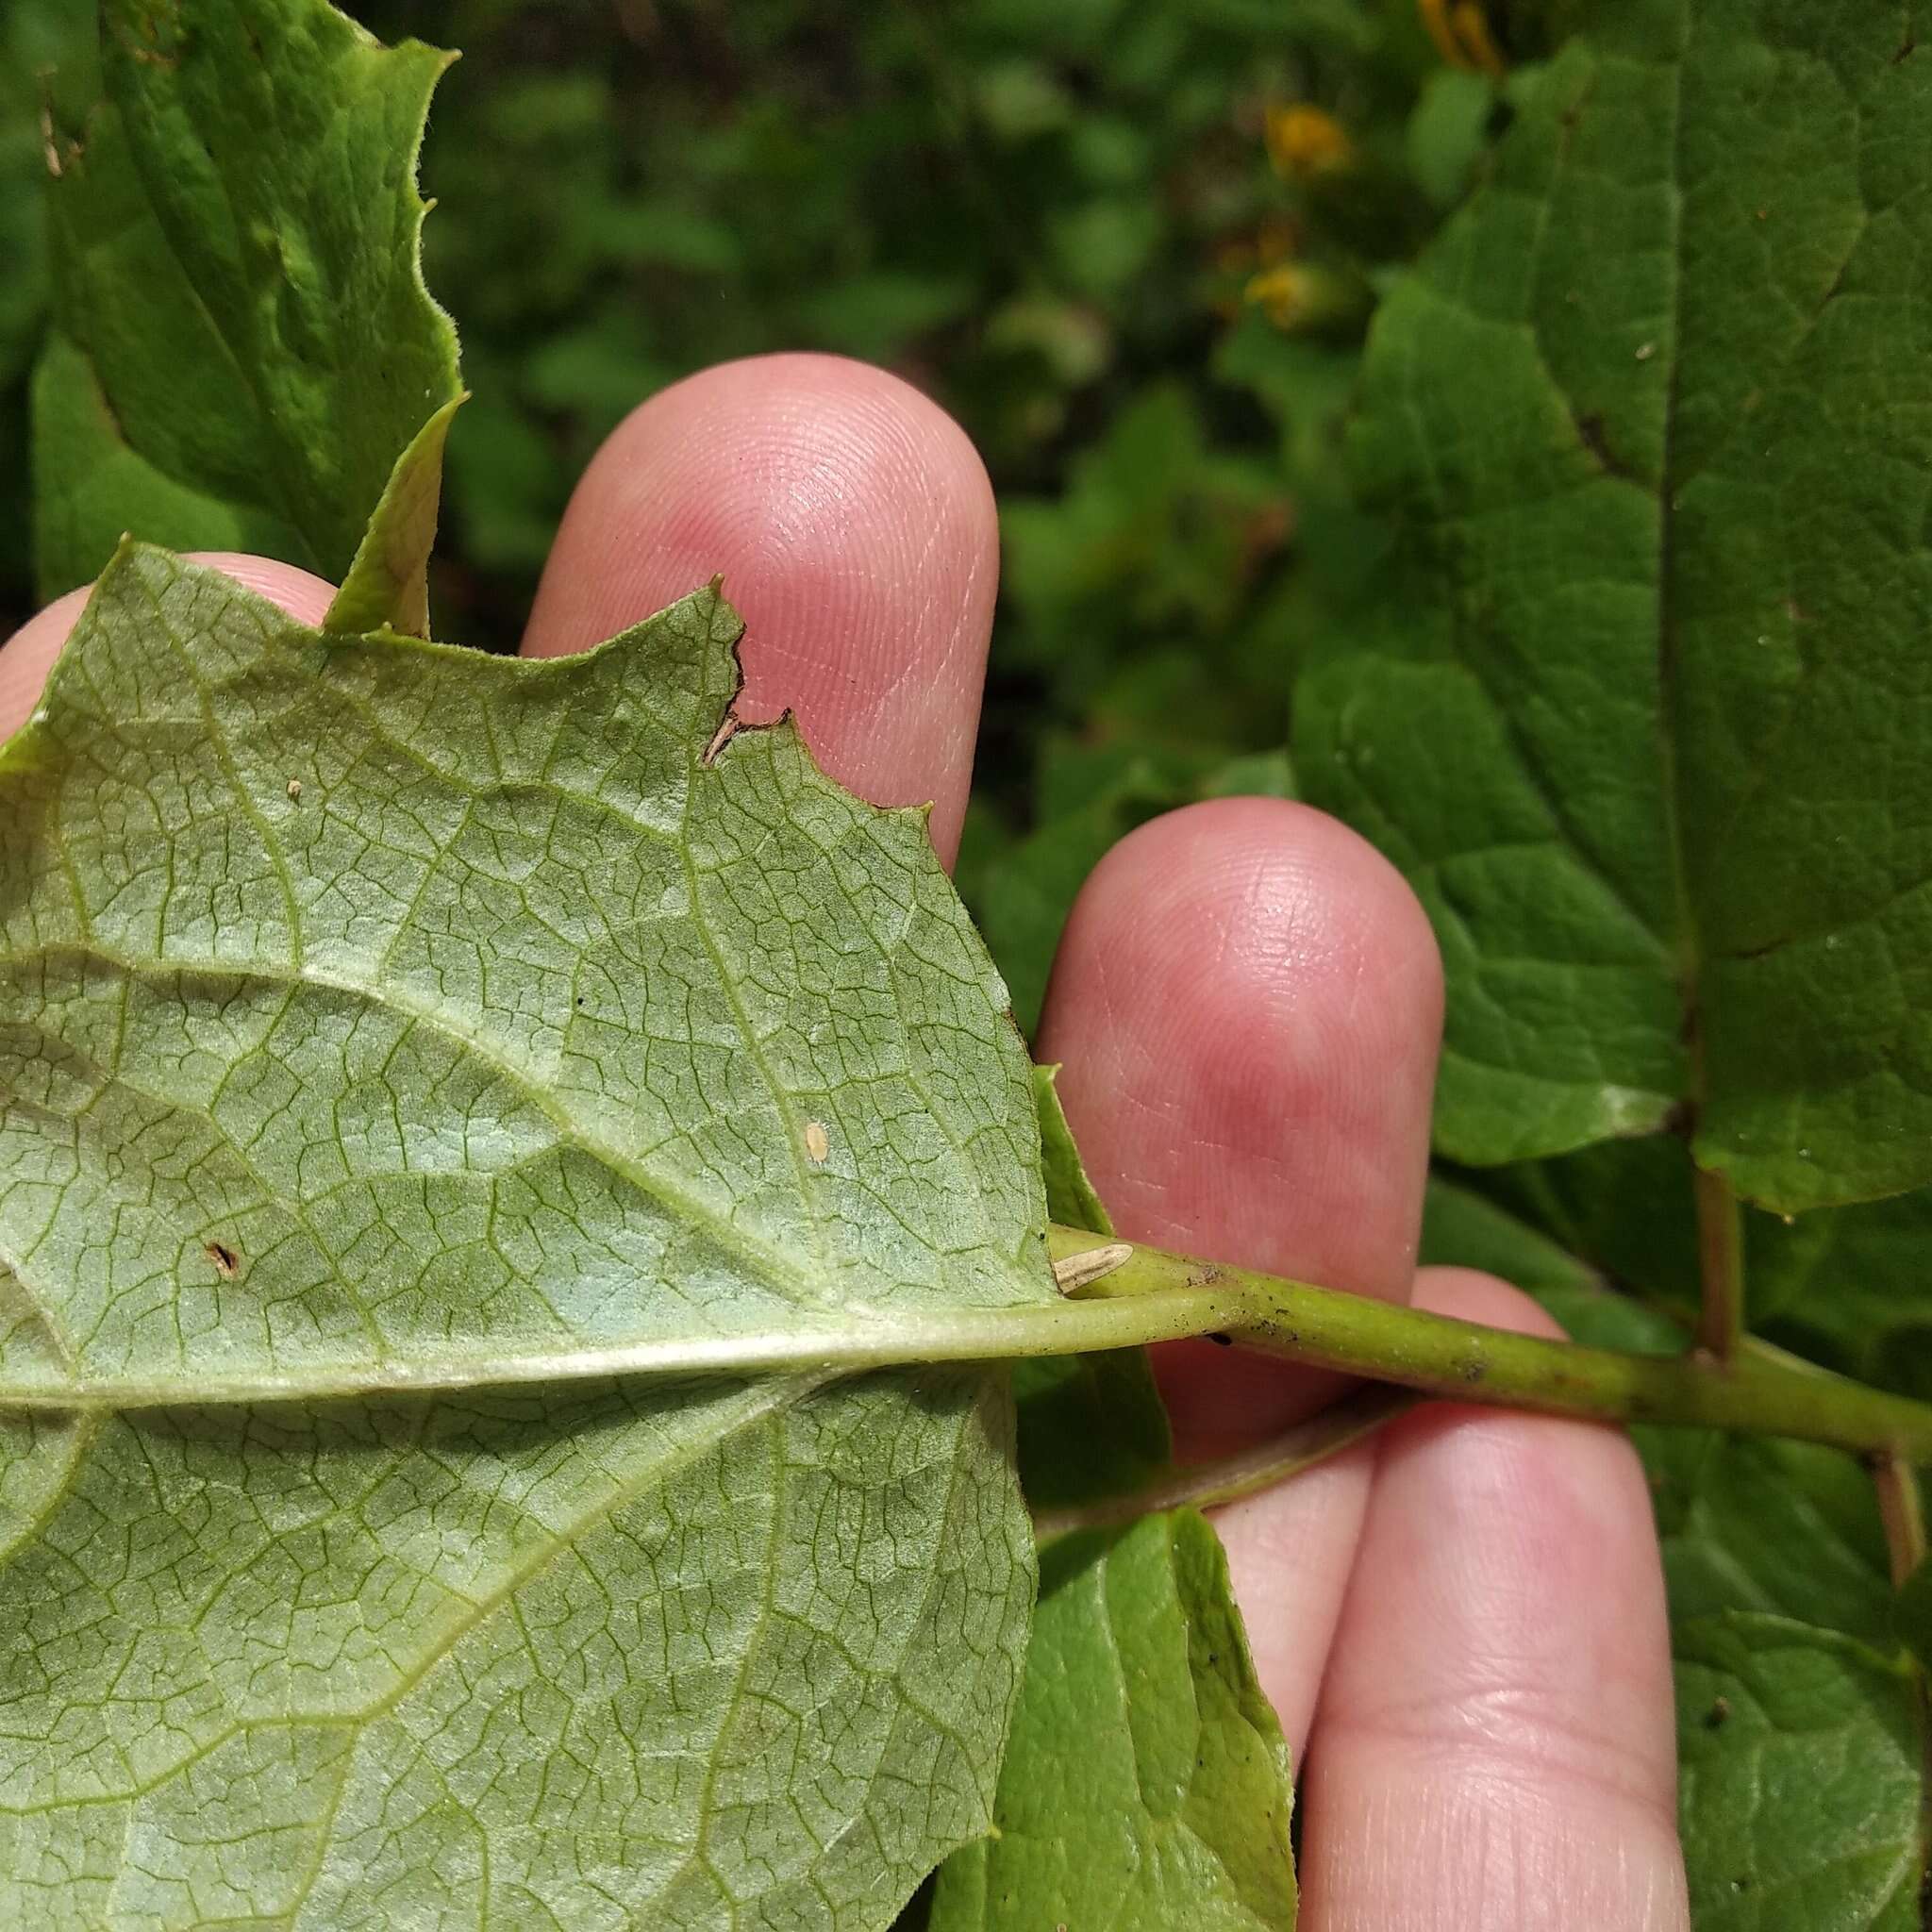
[1658,1434,1896,1650]
[0,547,1059,1925]
[1896,1556,1932,1673]
[323,391,464,637]
[924,1509,1297,1931]
[1298,1,1932,1212]
[1453,1140,1932,1397]
[1033,1060,1114,1237]
[1418,1173,1599,1297]
[0,1373,1032,1931]
[0,548,1059,1402]
[1013,1067,1171,1510]
[1675,1615,1924,1930]
[34,0,462,626]
[977,769,1174,1036]
[1752,1188,1932,1404]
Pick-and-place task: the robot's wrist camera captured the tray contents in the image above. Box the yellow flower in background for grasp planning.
[1244,264,1316,329]
[1419,0,1507,77]
[1265,104,1354,180]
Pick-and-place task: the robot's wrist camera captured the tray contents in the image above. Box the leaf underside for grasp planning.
[0,550,1060,1928]
[1299,0,1932,1213]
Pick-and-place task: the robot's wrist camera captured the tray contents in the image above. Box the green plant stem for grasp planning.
[1031,1385,1418,1541]
[1875,1453,1928,1591]
[1045,1226,1932,1463]
[1692,1164,1745,1359]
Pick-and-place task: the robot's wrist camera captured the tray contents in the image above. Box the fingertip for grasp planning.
[1040,794,1444,1302]
[181,552,338,628]
[523,352,998,863]
[1299,1267,1686,1930]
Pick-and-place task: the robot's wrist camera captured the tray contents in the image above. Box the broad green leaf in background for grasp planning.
[1897,1557,1932,1672]
[924,1509,1297,1932]
[1675,1617,1924,1930]
[0,0,92,617]
[0,548,1058,1926]
[33,0,462,632]
[1452,1137,1932,1402]
[1299,0,1932,1212]
[1418,1173,1601,1298]
[1748,1188,1932,1405]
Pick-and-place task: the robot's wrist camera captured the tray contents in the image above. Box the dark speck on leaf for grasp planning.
[205,1241,240,1279]
[1208,1331,1233,1347]
[1704,1696,1730,1729]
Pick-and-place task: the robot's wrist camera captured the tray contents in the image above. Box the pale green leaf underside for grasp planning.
[0,547,1064,1927]
[33,0,462,629]
[0,548,1058,1403]
[0,1371,1033,1930]
[1299,0,1932,1211]
[925,1508,1296,1931]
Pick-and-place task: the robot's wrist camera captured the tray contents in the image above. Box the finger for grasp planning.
[1033,794,1443,1746]
[522,352,999,864]
[0,553,337,738]
[1299,1270,1688,1932]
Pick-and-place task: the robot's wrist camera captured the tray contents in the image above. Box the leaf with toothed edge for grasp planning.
[0,545,1060,1929]
[33,0,463,633]
[1297,0,1932,1214]
[923,1508,1297,1932]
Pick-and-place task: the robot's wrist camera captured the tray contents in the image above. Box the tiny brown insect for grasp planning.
[804,1121,830,1164]
[205,1241,241,1279]
[286,777,303,801]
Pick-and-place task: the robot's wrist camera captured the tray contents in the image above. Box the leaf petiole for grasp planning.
[11,1224,1932,1472]
[1030,1383,1418,1541]
[1046,1226,1932,1465]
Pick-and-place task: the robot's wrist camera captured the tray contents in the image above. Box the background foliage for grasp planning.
[0,0,1502,1014]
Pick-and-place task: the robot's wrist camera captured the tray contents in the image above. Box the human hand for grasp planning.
[1,353,1690,1930]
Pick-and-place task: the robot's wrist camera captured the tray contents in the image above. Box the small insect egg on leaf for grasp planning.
[804,1121,830,1164]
